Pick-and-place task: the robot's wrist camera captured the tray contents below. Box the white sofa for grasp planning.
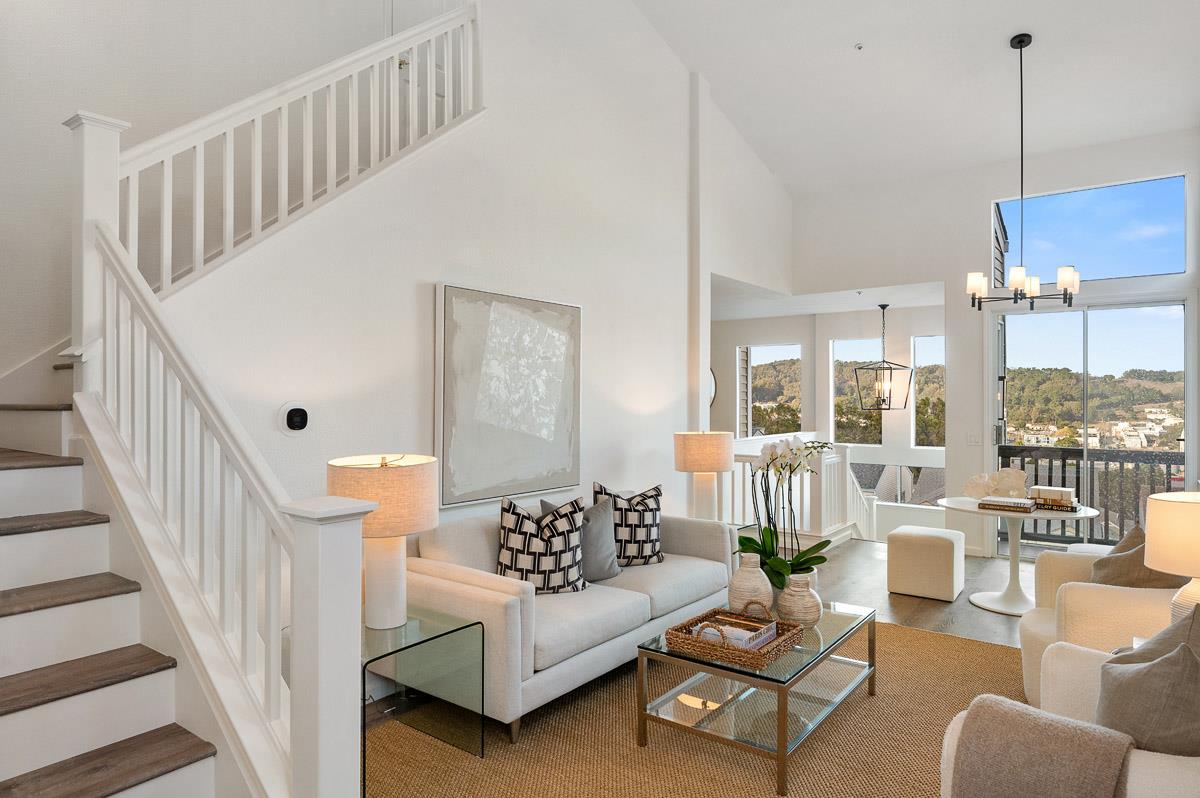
[406,513,733,739]
[942,641,1200,797]
[1018,548,1174,705]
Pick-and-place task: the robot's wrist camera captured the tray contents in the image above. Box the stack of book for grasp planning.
[977,495,1036,514]
[695,612,777,650]
[1031,485,1078,512]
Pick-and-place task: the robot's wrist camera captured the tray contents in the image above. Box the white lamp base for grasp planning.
[691,472,718,520]
[364,536,408,629]
[1171,577,1200,623]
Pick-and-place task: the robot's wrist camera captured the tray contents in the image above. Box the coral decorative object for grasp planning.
[964,468,1029,499]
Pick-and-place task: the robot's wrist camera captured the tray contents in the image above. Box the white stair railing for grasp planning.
[117,4,481,296]
[847,466,877,540]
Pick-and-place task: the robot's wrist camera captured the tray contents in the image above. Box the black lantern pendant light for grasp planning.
[854,304,913,411]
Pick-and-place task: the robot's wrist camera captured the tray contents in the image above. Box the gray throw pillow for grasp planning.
[1108,606,1200,666]
[1096,642,1200,756]
[542,497,620,582]
[1089,526,1190,589]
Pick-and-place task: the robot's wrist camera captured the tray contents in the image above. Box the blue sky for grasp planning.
[1005,304,1184,377]
[997,176,1185,283]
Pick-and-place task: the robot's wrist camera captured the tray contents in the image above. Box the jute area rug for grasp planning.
[366,623,1023,798]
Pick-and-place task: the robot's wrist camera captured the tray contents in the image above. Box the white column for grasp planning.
[280,496,376,798]
[62,112,130,395]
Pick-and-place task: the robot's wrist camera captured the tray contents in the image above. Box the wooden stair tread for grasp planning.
[51,362,76,371]
[0,644,175,717]
[0,723,212,796]
[0,510,109,537]
[0,448,82,471]
[0,404,73,412]
[0,573,139,619]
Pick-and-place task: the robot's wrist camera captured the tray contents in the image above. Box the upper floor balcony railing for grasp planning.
[998,444,1186,545]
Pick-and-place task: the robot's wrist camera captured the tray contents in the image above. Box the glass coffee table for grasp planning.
[636,602,875,796]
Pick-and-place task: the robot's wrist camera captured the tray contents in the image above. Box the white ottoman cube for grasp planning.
[887,525,965,602]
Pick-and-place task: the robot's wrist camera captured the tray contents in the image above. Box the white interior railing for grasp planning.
[847,465,877,540]
[94,221,294,744]
[117,4,481,297]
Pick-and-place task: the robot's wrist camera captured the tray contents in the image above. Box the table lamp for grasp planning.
[328,454,438,629]
[674,431,734,520]
[1145,492,1200,623]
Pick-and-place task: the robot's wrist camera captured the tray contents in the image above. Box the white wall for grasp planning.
[711,304,945,469]
[163,0,696,516]
[700,94,794,296]
[793,127,1200,553]
[0,0,387,379]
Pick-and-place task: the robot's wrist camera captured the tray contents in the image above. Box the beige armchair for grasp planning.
[1018,549,1174,706]
[942,642,1200,797]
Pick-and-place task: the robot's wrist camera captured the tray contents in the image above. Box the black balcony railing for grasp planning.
[997,444,1186,545]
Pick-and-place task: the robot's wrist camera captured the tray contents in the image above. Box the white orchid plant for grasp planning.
[738,436,834,589]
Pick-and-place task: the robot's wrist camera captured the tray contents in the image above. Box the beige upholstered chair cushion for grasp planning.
[1096,642,1200,756]
[1089,527,1189,589]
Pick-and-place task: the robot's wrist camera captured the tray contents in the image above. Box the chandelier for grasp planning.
[966,33,1081,311]
[854,304,913,411]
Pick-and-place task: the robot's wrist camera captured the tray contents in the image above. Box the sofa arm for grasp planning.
[660,515,733,576]
[408,558,534,682]
[1124,748,1200,798]
[1040,642,1112,722]
[405,571,525,724]
[1034,550,1101,609]
[1056,582,1174,652]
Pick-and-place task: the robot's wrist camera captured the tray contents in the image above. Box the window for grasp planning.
[832,338,882,444]
[913,336,946,447]
[995,176,1185,287]
[736,345,802,437]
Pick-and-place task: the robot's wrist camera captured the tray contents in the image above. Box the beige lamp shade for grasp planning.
[327,454,438,538]
[1146,492,1200,577]
[674,431,734,473]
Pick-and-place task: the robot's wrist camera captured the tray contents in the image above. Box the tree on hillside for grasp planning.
[915,396,945,447]
[753,403,802,435]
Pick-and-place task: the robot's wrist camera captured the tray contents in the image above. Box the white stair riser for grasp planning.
[0,593,139,677]
[0,466,81,516]
[115,758,215,798]
[0,524,109,590]
[0,669,175,780]
[0,410,72,457]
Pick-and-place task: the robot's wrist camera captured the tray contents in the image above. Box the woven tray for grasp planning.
[664,603,807,670]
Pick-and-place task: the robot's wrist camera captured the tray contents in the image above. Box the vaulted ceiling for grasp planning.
[634,0,1200,194]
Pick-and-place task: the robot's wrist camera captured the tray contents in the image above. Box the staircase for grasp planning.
[0,6,484,794]
[0,445,216,795]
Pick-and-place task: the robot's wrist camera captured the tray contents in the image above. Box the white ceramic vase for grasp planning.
[776,573,822,626]
[729,553,774,618]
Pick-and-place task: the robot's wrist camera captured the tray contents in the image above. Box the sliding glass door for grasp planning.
[999,303,1187,545]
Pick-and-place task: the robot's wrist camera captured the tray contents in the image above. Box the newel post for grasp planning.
[63,112,130,395]
[280,496,376,798]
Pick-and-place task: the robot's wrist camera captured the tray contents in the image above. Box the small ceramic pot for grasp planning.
[776,572,822,626]
[729,553,774,618]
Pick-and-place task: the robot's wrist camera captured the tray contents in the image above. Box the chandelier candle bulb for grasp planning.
[1024,275,1040,297]
[1008,266,1026,293]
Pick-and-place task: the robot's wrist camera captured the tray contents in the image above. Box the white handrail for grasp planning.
[117,4,481,295]
[94,219,295,763]
[847,466,877,540]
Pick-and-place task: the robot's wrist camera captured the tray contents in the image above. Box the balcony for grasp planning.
[998,444,1186,545]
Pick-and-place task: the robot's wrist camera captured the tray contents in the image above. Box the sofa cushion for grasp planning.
[533,585,650,671]
[594,482,664,566]
[542,497,620,582]
[417,515,500,573]
[497,498,587,594]
[595,554,727,619]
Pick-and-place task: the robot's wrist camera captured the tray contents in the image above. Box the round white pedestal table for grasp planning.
[936,497,1100,617]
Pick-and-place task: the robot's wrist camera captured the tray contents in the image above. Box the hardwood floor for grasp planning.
[817,539,1032,647]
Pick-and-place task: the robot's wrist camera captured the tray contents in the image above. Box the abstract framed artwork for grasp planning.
[435,285,582,507]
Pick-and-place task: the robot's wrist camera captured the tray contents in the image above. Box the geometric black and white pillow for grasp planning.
[496,497,587,594]
[593,483,663,567]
